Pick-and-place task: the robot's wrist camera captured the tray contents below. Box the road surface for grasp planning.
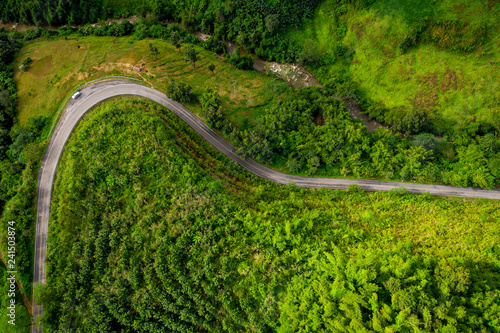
[32,80,500,332]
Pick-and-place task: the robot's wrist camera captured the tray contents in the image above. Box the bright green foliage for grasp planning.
[200,89,235,135]
[444,144,495,189]
[279,248,500,332]
[289,0,500,133]
[40,99,269,332]
[38,98,500,332]
[0,266,31,332]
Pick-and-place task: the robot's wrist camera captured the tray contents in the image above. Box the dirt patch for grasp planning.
[440,69,458,91]
[29,55,53,76]
[344,99,384,132]
[93,62,136,74]
[77,71,89,81]
[353,24,365,40]
[58,70,90,86]
[266,62,322,88]
[413,90,438,111]
[194,31,211,41]
[313,112,324,126]
[418,72,439,89]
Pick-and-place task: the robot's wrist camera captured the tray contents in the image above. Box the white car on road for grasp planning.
[72,91,81,99]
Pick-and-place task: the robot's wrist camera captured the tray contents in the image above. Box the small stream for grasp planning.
[1,19,383,131]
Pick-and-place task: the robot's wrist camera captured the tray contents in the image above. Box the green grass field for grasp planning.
[289,0,500,130]
[14,36,280,126]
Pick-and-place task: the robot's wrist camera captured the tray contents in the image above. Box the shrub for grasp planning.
[396,108,430,134]
[347,184,365,193]
[388,186,410,197]
[118,20,134,36]
[165,81,196,103]
[227,49,254,70]
[183,46,199,68]
[203,37,225,54]
[412,133,438,151]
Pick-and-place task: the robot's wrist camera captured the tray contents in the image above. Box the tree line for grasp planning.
[0,0,321,62]
[0,28,49,298]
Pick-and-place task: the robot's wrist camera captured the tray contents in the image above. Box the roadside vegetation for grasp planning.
[205,81,500,188]
[0,265,31,332]
[0,29,48,325]
[38,98,500,332]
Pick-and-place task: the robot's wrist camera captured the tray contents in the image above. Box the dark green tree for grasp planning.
[208,63,216,74]
[183,46,199,69]
[149,43,159,58]
[170,31,182,51]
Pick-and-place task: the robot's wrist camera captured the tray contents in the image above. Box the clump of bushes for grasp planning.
[165,80,196,103]
[227,48,254,70]
[19,57,32,72]
[203,37,225,55]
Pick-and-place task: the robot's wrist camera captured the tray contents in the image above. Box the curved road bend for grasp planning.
[32,80,500,332]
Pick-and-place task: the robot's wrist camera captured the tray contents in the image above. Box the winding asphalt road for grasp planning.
[32,80,500,332]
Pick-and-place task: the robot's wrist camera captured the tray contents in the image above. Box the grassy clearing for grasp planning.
[288,0,500,129]
[14,35,280,126]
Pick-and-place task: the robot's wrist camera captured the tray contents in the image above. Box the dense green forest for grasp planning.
[37,98,500,332]
[0,0,321,62]
[0,29,37,332]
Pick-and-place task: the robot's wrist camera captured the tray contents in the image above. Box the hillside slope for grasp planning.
[289,0,500,133]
